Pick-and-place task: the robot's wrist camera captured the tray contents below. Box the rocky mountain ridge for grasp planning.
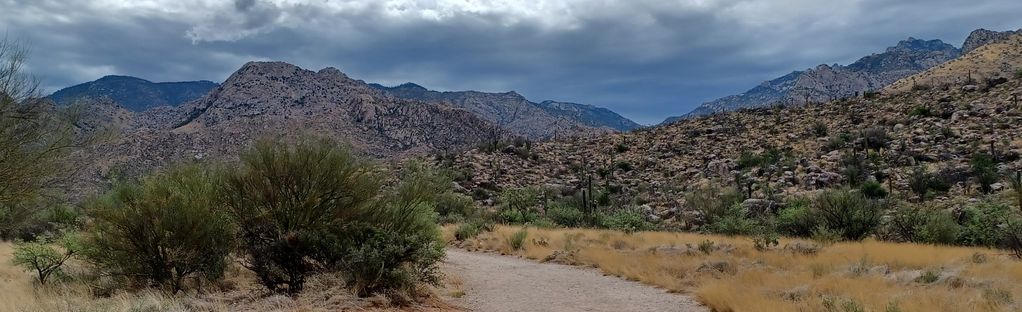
[666,28,1020,123]
[49,75,218,112]
[369,82,639,137]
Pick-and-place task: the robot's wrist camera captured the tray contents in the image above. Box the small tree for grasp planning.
[909,166,932,202]
[1010,171,1022,211]
[12,232,79,285]
[812,189,883,241]
[971,153,998,194]
[84,164,235,293]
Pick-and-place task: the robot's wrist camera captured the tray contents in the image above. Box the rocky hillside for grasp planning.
[669,37,960,121]
[49,75,218,111]
[450,54,1022,229]
[69,62,499,196]
[370,82,637,137]
[962,28,1020,54]
[887,32,1022,92]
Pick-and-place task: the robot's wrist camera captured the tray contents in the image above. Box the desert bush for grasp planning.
[599,209,654,233]
[435,192,476,224]
[224,139,444,297]
[546,201,586,228]
[971,153,998,194]
[84,164,235,293]
[909,166,934,202]
[812,189,883,241]
[917,210,961,245]
[507,229,528,251]
[958,202,1012,247]
[862,127,889,150]
[811,121,828,137]
[685,185,744,225]
[13,231,80,285]
[703,204,761,236]
[454,220,492,241]
[223,139,380,295]
[841,151,869,187]
[859,180,888,199]
[497,208,540,224]
[776,198,819,237]
[499,187,540,214]
[883,203,927,242]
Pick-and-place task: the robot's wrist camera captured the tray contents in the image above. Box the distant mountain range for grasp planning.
[49,75,218,112]
[663,28,1020,124]
[369,82,641,136]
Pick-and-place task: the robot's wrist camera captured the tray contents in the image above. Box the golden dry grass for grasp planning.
[0,242,460,312]
[448,225,1022,312]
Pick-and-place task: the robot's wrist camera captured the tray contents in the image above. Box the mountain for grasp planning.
[49,75,218,111]
[69,62,500,196]
[887,32,1022,92]
[961,28,1020,53]
[451,41,1022,227]
[668,37,960,121]
[369,82,639,135]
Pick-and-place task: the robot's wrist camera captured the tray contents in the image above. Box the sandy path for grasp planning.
[443,249,707,312]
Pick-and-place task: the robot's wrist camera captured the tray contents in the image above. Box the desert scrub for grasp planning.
[84,164,235,294]
[224,139,445,297]
[507,229,528,251]
[12,232,79,285]
[455,220,492,241]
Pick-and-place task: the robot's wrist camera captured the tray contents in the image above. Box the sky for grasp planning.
[1,0,1021,125]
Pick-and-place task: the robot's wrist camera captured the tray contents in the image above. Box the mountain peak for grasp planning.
[888,37,954,53]
[962,28,1020,53]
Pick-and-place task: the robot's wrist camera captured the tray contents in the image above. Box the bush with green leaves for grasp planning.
[685,185,745,225]
[13,232,79,285]
[776,198,819,237]
[499,187,539,214]
[908,166,934,202]
[812,189,883,241]
[957,202,1012,247]
[971,153,998,194]
[224,139,444,297]
[917,210,961,245]
[859,180,888,199]
[84,164,235,294]
[702,204,762,236]
[545,201,585,228]
[454,220,492,241]
[507,229,528,251]
[862,127,889,150]
[599,209,654,233]
[435,192,476,224]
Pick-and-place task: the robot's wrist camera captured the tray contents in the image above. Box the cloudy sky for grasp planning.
[1,0,1020,124]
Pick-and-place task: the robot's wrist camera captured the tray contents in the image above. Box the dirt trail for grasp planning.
[443,249,707,312]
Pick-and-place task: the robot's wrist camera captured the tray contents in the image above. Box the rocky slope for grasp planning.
[887,32,1022,92]
[370,82,637,137]
[69,62,500,196]
[450,42,1022,229]
[670,37,960,121]
[49,75,218,111]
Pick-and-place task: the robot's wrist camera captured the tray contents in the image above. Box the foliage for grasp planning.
[224,139,444,297]
[435,192,476,224]
[454,220,492,241]
[546,201,586,228]
[776,198,819,237]
[862,127,889,150]
[499,187,540,214]
[917,210,961,245]
[859,180,888,199]
[599,209,654,233]
[685,185,745,225]
[497,208,540,224]
[83,164,235,293]
[737,148,786,170]
[841,151,869,187]
[507,229,528,251]
[811,120,828,137]
[0,38,78,239]
[812,189,883,241]
[225,139,380,295]
[1010,171,1022,211]
[908,166,933,202]
[971,153,998,194]
[702,204,761,236]
[12,232,80,285]
[957,202,1012,247]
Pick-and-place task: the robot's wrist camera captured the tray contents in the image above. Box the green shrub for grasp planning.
[909,106,933,117]
[884,203,927,242]
[776,198,819,237]
[499,187,540,214]
[435,192,476,224]
[497,209,540,224]
[703,204,761,236]
[958,202,1012,247]
[859,181,888,199]
[84,164,235,294]
[918,210,961,245]
[224,139,443,297]
[862,127,889,150]
[811,121,828,137]
[600,209,654,233]
[507,229,528,251]
[812,189,883,241]
[454,220,492,241]
[546,202,586,228]
[12,232,79,285]
[908,166,933,202]
[971,153,998,194]
[685,185,744,225]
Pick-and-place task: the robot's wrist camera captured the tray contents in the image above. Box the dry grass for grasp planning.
[449,225,1022,312]
[0,242,460,312]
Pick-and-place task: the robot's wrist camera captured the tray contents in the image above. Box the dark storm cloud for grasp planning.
[1,0,1020,124]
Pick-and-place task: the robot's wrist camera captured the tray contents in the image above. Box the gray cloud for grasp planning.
[1,0,1020,124]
